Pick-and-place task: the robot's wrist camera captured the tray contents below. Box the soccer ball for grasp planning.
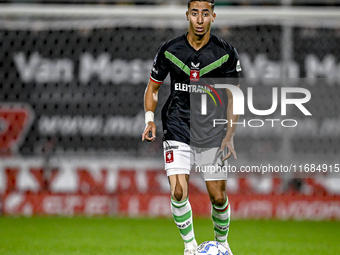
[196,241,229,255]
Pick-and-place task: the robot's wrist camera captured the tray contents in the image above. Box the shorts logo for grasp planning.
[166,150,174,163]
[165,145,179,151]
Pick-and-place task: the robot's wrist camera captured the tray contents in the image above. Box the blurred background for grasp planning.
[0,0,339,219]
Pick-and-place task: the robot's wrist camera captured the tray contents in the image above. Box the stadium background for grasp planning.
[0,0,339,220]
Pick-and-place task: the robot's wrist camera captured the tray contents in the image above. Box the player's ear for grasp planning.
[186,11,189,21]
[212,12,216,22]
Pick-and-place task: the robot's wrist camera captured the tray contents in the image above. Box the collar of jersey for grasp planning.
[184,32,211,53]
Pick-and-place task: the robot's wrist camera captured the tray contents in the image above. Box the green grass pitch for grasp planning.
[0,217,339,255]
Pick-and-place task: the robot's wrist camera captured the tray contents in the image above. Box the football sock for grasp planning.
[171,197,196,246]
[211,197,230,242]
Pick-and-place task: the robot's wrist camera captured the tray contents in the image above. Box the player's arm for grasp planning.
[220,84,240,161]
[142,79,162,142]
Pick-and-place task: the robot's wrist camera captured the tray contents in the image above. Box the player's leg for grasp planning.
[206,180,233,254]
[169,174,197,254]
[169,174,196,245]
[164,141,197,254]
[205,180,230,242]
[200,147,233,254]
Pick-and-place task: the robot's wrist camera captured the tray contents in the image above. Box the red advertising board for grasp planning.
[0,160,339,219]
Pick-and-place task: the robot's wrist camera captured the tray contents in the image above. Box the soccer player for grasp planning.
[142,1,241,254]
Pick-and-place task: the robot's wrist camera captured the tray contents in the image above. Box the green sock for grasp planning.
[171,197,195,243]
[211,197,230,242]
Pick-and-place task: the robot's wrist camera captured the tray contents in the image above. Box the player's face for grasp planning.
[186,1,216,38]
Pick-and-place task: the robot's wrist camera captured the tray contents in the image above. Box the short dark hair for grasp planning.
[187,0,215,11]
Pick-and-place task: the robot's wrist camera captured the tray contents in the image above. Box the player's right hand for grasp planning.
[142,122,156,142]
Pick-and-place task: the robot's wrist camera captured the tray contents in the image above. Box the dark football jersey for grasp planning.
[150,33,241,147]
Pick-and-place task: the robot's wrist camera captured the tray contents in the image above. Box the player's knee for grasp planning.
[211,195,226,207]
[172,191,183,201]
[173,181,184,201]
[172,181,189,201]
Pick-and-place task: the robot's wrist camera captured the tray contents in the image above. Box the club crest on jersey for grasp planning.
[166,150,174,163]
[190,62,200,82]
[190,69,200,81]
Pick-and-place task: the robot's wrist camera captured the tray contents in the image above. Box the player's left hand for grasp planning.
[220,134,237,161]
